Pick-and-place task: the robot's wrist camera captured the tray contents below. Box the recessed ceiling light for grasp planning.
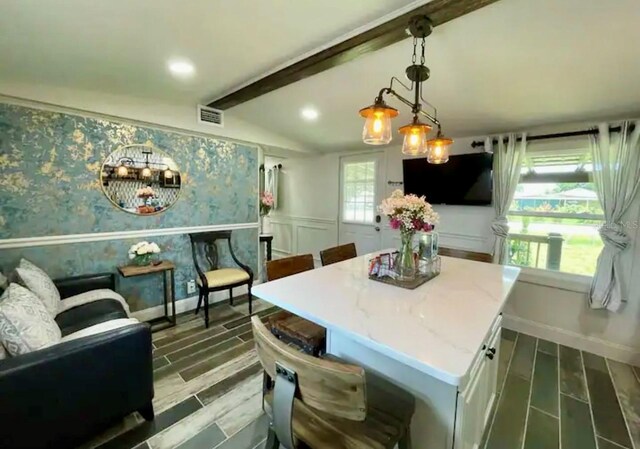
[301,107,319,121]
[168,59,195,78]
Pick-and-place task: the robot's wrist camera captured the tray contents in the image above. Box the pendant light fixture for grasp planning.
[427,130,453,164]
[141,148,152,178]
[358,15,452,163]
[116,164,128,177]
[359,98,398,145]
[399,116,432,155]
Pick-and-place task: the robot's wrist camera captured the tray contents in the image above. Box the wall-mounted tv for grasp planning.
[402,153,493,206]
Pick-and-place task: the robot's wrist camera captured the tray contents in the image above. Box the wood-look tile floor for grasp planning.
[484,329,640,449]
[81,301,640,449]
[80,296,277,449]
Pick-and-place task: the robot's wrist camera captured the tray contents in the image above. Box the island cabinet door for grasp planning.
[455,326,501,449]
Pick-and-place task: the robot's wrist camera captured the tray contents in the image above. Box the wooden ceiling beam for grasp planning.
[207,0,499,110]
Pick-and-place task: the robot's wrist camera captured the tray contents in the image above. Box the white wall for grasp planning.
[264,154,339,263]
[0,80,311,154]
[266,128,640,365]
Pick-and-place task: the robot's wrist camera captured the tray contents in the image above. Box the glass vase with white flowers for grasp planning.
[379,189,439,280]
[128,241,161,266]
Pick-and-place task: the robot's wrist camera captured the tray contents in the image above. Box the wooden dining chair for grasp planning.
[189,231,254,328]
[252,316,415,449]
[266,255,325,356]
[319,242,357,266]
[438,246,493,263]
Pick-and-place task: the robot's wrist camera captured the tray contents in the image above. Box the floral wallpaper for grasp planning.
[0,102,259,310]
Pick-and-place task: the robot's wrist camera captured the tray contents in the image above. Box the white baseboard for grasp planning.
[131,285,250,322]
[503,314,640,366]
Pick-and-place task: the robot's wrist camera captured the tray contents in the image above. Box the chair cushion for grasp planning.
[271,313,326,349]
[55,298,128,337]
[15,259,60,317]
[0,283,62,356]
[196,268,250,288]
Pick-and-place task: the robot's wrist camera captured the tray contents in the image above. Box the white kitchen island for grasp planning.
[252,251,520,449]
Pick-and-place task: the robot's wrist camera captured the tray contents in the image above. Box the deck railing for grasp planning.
[507,233,564,270]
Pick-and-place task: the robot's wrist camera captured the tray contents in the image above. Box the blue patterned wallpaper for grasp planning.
[0,102,259,310]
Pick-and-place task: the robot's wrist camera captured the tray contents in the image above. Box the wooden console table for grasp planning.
[117,260,176,332]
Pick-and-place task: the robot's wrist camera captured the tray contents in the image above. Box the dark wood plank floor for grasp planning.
[484,330,640,449]
[80,299,640,449]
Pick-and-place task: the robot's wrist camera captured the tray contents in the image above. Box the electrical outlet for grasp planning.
[187,280,196,295]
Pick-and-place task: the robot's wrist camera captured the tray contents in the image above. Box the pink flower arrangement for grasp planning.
[379,189,439,236]
[260,191,274,216]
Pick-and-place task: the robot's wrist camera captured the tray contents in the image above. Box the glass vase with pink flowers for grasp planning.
[379,189,439,280]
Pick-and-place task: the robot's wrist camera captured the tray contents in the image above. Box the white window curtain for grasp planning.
[490,133,527,264]
[266,165,280,210]
[589,121,640,311]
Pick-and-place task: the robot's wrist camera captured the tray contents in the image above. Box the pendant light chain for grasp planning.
[412,37,418,64]
[420,37,426,65]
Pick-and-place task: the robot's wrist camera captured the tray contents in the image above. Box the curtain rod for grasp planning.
[259,163,283,171]
[470,126,627,148]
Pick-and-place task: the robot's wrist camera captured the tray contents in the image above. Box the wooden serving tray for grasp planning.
[369,271,440,290]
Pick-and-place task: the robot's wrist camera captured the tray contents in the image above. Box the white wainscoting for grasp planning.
[438,231,491,253]
[266,214,338,263]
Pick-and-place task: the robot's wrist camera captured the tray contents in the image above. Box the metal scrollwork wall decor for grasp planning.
[100,144,182,215]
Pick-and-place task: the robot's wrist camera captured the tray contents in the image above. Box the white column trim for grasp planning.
[0,222,259,250]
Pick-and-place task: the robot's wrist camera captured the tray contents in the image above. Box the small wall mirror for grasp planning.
[101,144,181,215]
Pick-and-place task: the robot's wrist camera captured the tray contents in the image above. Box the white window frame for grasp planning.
[506,144,605,278]
[340,158,378,225]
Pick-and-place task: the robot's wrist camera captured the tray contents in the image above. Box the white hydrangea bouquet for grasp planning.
[128,241,161,266]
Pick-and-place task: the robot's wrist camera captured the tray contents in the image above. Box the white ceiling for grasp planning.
[2,0,640,153]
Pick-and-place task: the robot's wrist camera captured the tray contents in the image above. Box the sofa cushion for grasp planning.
[61,318,141,343]
[15,259,60,317]
[55,298,128,337]
[0,283,62,356]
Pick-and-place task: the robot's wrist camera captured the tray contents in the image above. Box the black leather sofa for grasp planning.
[0,273,154,449]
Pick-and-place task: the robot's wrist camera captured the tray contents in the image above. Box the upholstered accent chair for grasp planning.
[189,231,254,328]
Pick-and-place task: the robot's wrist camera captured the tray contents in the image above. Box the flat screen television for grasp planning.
[402,153,493,206]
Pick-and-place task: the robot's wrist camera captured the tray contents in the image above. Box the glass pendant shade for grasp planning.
[116,165,128,177]
[399,121,432,156]
[141,167,152,178]
[427,135,453,164]
[359,100,398,145]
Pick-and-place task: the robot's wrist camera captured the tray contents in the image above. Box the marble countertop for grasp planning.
[252,251,520,386]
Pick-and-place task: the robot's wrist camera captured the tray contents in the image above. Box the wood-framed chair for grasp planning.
[189,231,254,328]
[251,315,415,449]
[266,255,325,356]
[319,242,357,266]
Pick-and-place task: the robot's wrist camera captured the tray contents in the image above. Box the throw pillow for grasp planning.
[0,283,62,356]
[15,259,60,317]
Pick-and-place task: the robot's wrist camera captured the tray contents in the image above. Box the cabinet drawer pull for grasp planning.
[485,352,494,360]
[488,347,496,355]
